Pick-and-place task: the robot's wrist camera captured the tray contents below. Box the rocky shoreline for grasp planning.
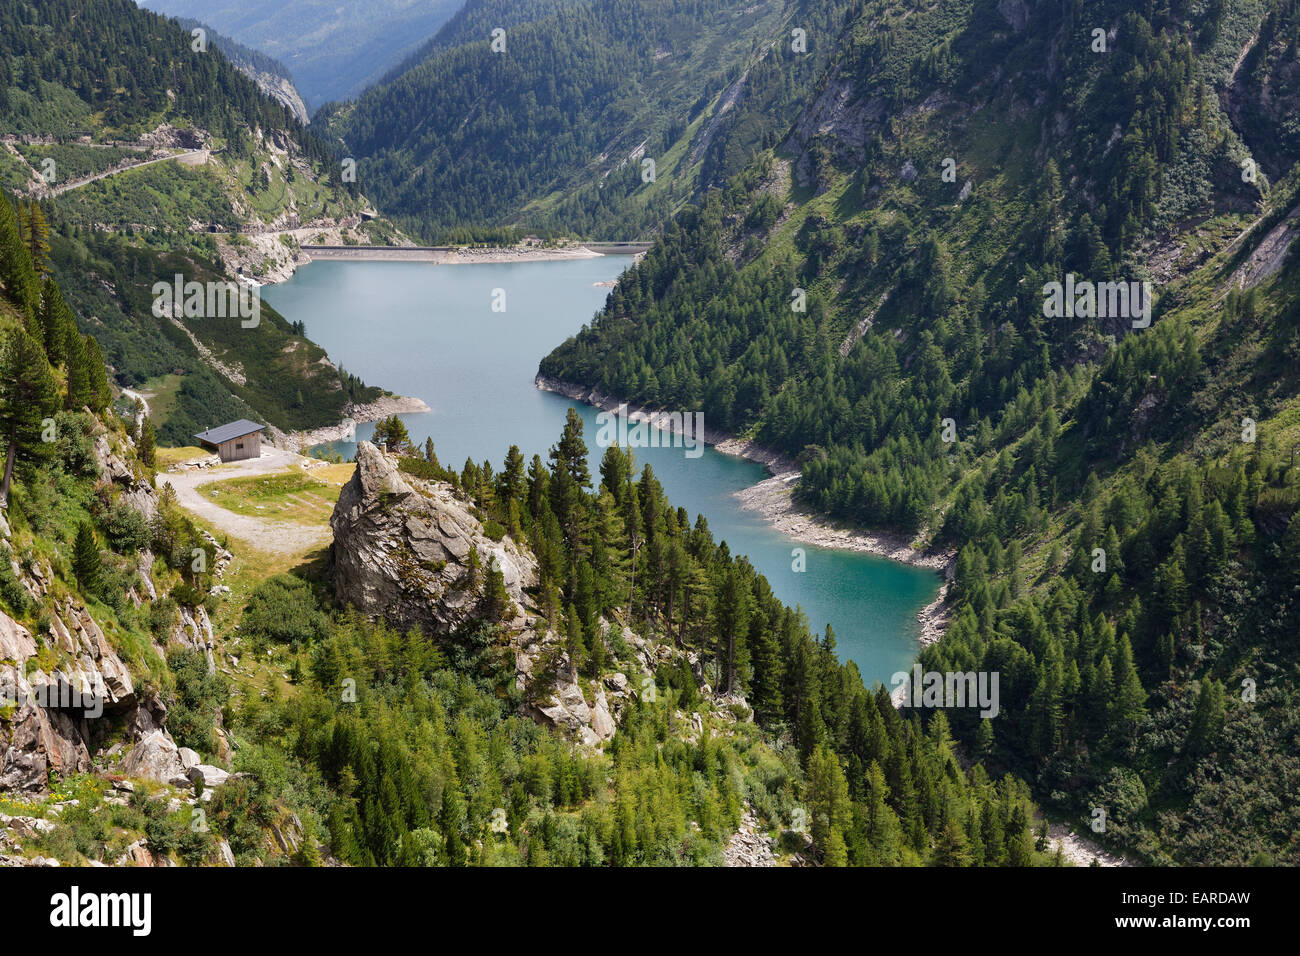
[536,375,955,645]
[280,394,432,452]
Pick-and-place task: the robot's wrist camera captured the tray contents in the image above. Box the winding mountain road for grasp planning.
[49,149,208,195]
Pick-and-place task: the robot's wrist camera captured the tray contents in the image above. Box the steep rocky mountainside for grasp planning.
[0,412,257,866]
[170,18,311,125]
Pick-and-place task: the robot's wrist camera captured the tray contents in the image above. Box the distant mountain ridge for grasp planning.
[138,0,468,109]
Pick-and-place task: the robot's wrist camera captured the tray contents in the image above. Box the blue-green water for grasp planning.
[263,258,939,686]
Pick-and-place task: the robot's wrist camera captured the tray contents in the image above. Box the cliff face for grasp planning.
[0,600,157,792]
[0,422,214,794]
[245,68,310,126]
[330,442,537,635]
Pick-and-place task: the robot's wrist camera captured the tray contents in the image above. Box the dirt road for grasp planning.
[159,447,333,557]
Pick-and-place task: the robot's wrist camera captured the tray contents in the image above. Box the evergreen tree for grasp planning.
[0,326,59,508]
[72,520,102,593]
[64,334,91,410]
[372,415,411,453]
[20,203,51,277]
[140,417,157,469]
[0,197,39,318]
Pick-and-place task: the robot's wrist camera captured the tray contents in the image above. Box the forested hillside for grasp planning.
[1,0,392,443]
[321,0,861,241]
[540,0,1300,864]
[0,191,1049,867]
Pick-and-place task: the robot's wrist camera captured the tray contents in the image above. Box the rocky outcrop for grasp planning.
[785,76,888,189]
[331,443,638,747]
[329,442,754,751]
[0,604,137,791]
[46,598,135,707]
[516,636,617,748]
[244,70,309,126]
[171,604,217,675]
[118,731,186,783]
[117,730,229,790]
[330,442,537,636]
[92,426,157,523]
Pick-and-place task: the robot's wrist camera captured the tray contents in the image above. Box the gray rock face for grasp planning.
[330,442,537,636]
[997,0,1030,32]
[329,444,638,748]
[245,69,310,125]
[0,605,143,792]
[120,731,186,783]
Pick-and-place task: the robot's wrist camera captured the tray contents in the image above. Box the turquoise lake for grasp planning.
[263,257,939,686]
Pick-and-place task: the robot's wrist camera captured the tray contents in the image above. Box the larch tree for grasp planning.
[0,326,59,509]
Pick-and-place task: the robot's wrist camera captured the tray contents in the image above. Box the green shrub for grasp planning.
[0,546,30,616]
[147,596,178,639]
[165,647,228,757]
[102,501,148,554]
[240,574,329,646]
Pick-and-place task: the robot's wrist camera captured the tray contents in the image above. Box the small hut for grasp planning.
[194,419,265,463]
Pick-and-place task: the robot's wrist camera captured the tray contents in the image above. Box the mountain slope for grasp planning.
[172,16,310,124]
[0,200,1050,866]
[539,0,1300,864]
[322,0,860,241]
[1,0,403,443]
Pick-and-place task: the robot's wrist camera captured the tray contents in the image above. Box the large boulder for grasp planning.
[330,442,537,636]
[119,730,186,783]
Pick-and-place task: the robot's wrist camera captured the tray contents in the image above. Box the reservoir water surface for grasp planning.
[263,257,939,686]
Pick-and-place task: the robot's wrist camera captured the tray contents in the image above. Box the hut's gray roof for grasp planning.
[194,419,265,446]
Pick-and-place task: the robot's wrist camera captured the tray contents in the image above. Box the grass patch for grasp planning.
[195,469,345,525]
[139,373,184,427]
[156,445,210,469]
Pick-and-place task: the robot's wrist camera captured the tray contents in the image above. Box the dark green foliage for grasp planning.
[100,500,148,554]
[139,416,156,469]
[0,544,30,616]
[372,414,412,453]
[71,520,102,593]
[326,0,858,240]
[239,574,331,647]
[0,0,333,162]
[537,0,1300,865]
[166,647,229,758]
[0,325,60,507]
